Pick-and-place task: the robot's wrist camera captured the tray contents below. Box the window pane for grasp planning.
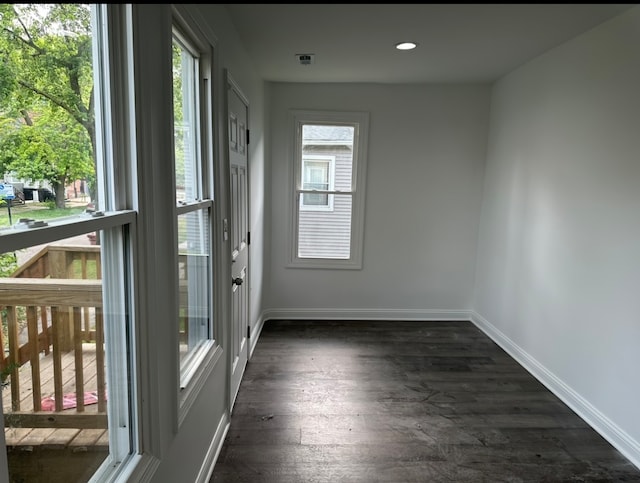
[298,193,352,259]
[302,125,354,188]
[173,37,200,204]
[298,123,354,258]
[178,209,211,366]
[1,230,130,482]
[1,5,136,481]
[302,192,329,206]
[0,4,95,224]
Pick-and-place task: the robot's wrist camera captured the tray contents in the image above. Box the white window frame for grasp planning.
[171,8,222,425]
[288,109,369,270]
[0,5,156,482]
[300,155,335,212]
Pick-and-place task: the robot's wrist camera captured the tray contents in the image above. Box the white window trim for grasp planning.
[0,210,135,253]
[288,109,369,270]
[0,5,161,482]
[92,4,157,480]
[171,6,222,428]
[300,154,335,212]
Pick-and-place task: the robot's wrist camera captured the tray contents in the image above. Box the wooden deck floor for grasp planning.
[211,320,640,482]
[5,425,108,447]
[3,343,107,450]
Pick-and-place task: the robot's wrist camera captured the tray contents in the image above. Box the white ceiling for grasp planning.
[223,3,635,84]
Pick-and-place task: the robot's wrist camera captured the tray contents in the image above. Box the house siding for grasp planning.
[299,144,353,258]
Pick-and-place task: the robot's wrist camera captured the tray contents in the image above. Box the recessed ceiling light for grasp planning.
[395,42,417,51]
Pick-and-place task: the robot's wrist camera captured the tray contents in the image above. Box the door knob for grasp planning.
[232,277,243,286]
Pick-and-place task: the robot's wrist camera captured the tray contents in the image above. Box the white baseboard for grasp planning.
[261,307,471,322]
[249,315,266,359]
[196,412,230,483]
[470,310,640,471]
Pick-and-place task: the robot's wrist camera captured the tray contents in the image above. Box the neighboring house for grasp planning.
[2,173,58,202]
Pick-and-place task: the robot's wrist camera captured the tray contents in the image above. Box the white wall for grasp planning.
[266,83,490,320]
[146,4,640,479]
[473,6,640,467]
[147,5,267,482]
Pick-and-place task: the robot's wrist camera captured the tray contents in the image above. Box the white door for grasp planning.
[227,75,249,408]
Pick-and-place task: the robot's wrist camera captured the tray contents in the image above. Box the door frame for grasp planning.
[224,69,251,411]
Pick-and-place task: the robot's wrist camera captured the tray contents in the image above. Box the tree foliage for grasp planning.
[0,4,94,208]
[0,251,17,277]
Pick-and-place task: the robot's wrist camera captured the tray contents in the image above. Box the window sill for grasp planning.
[287,258,362,270]
[178,342,222,427]
[0,210,136,253]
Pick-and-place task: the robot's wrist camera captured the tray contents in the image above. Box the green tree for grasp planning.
[0,4,95,208]
[0,251,17,277]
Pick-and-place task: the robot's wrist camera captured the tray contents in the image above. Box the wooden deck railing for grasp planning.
[12,245,102,280]
[0,278,106,429]
[1,244,190,431]
[1,245,106,430]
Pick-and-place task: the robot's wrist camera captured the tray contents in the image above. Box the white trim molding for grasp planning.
[249,315,267,359]
[262,308,472,322]
[470,311,640,471]
[196,413,230,483]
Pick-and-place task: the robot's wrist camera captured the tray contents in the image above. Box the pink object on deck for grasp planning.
[40,391,102,411]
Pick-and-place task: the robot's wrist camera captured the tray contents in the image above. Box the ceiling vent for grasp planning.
[295,53,315,65]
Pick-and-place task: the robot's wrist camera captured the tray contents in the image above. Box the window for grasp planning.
[0,4,138,481]
[172,20,217,397]
[301,155,335,210]
[289,110,369,269]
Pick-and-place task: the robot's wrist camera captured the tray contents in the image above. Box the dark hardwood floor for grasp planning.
[211,320,640,482]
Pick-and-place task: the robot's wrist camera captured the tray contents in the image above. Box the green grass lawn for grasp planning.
[0,202,87,228]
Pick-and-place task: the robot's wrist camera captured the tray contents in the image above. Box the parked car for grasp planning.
[23,187,56,202]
